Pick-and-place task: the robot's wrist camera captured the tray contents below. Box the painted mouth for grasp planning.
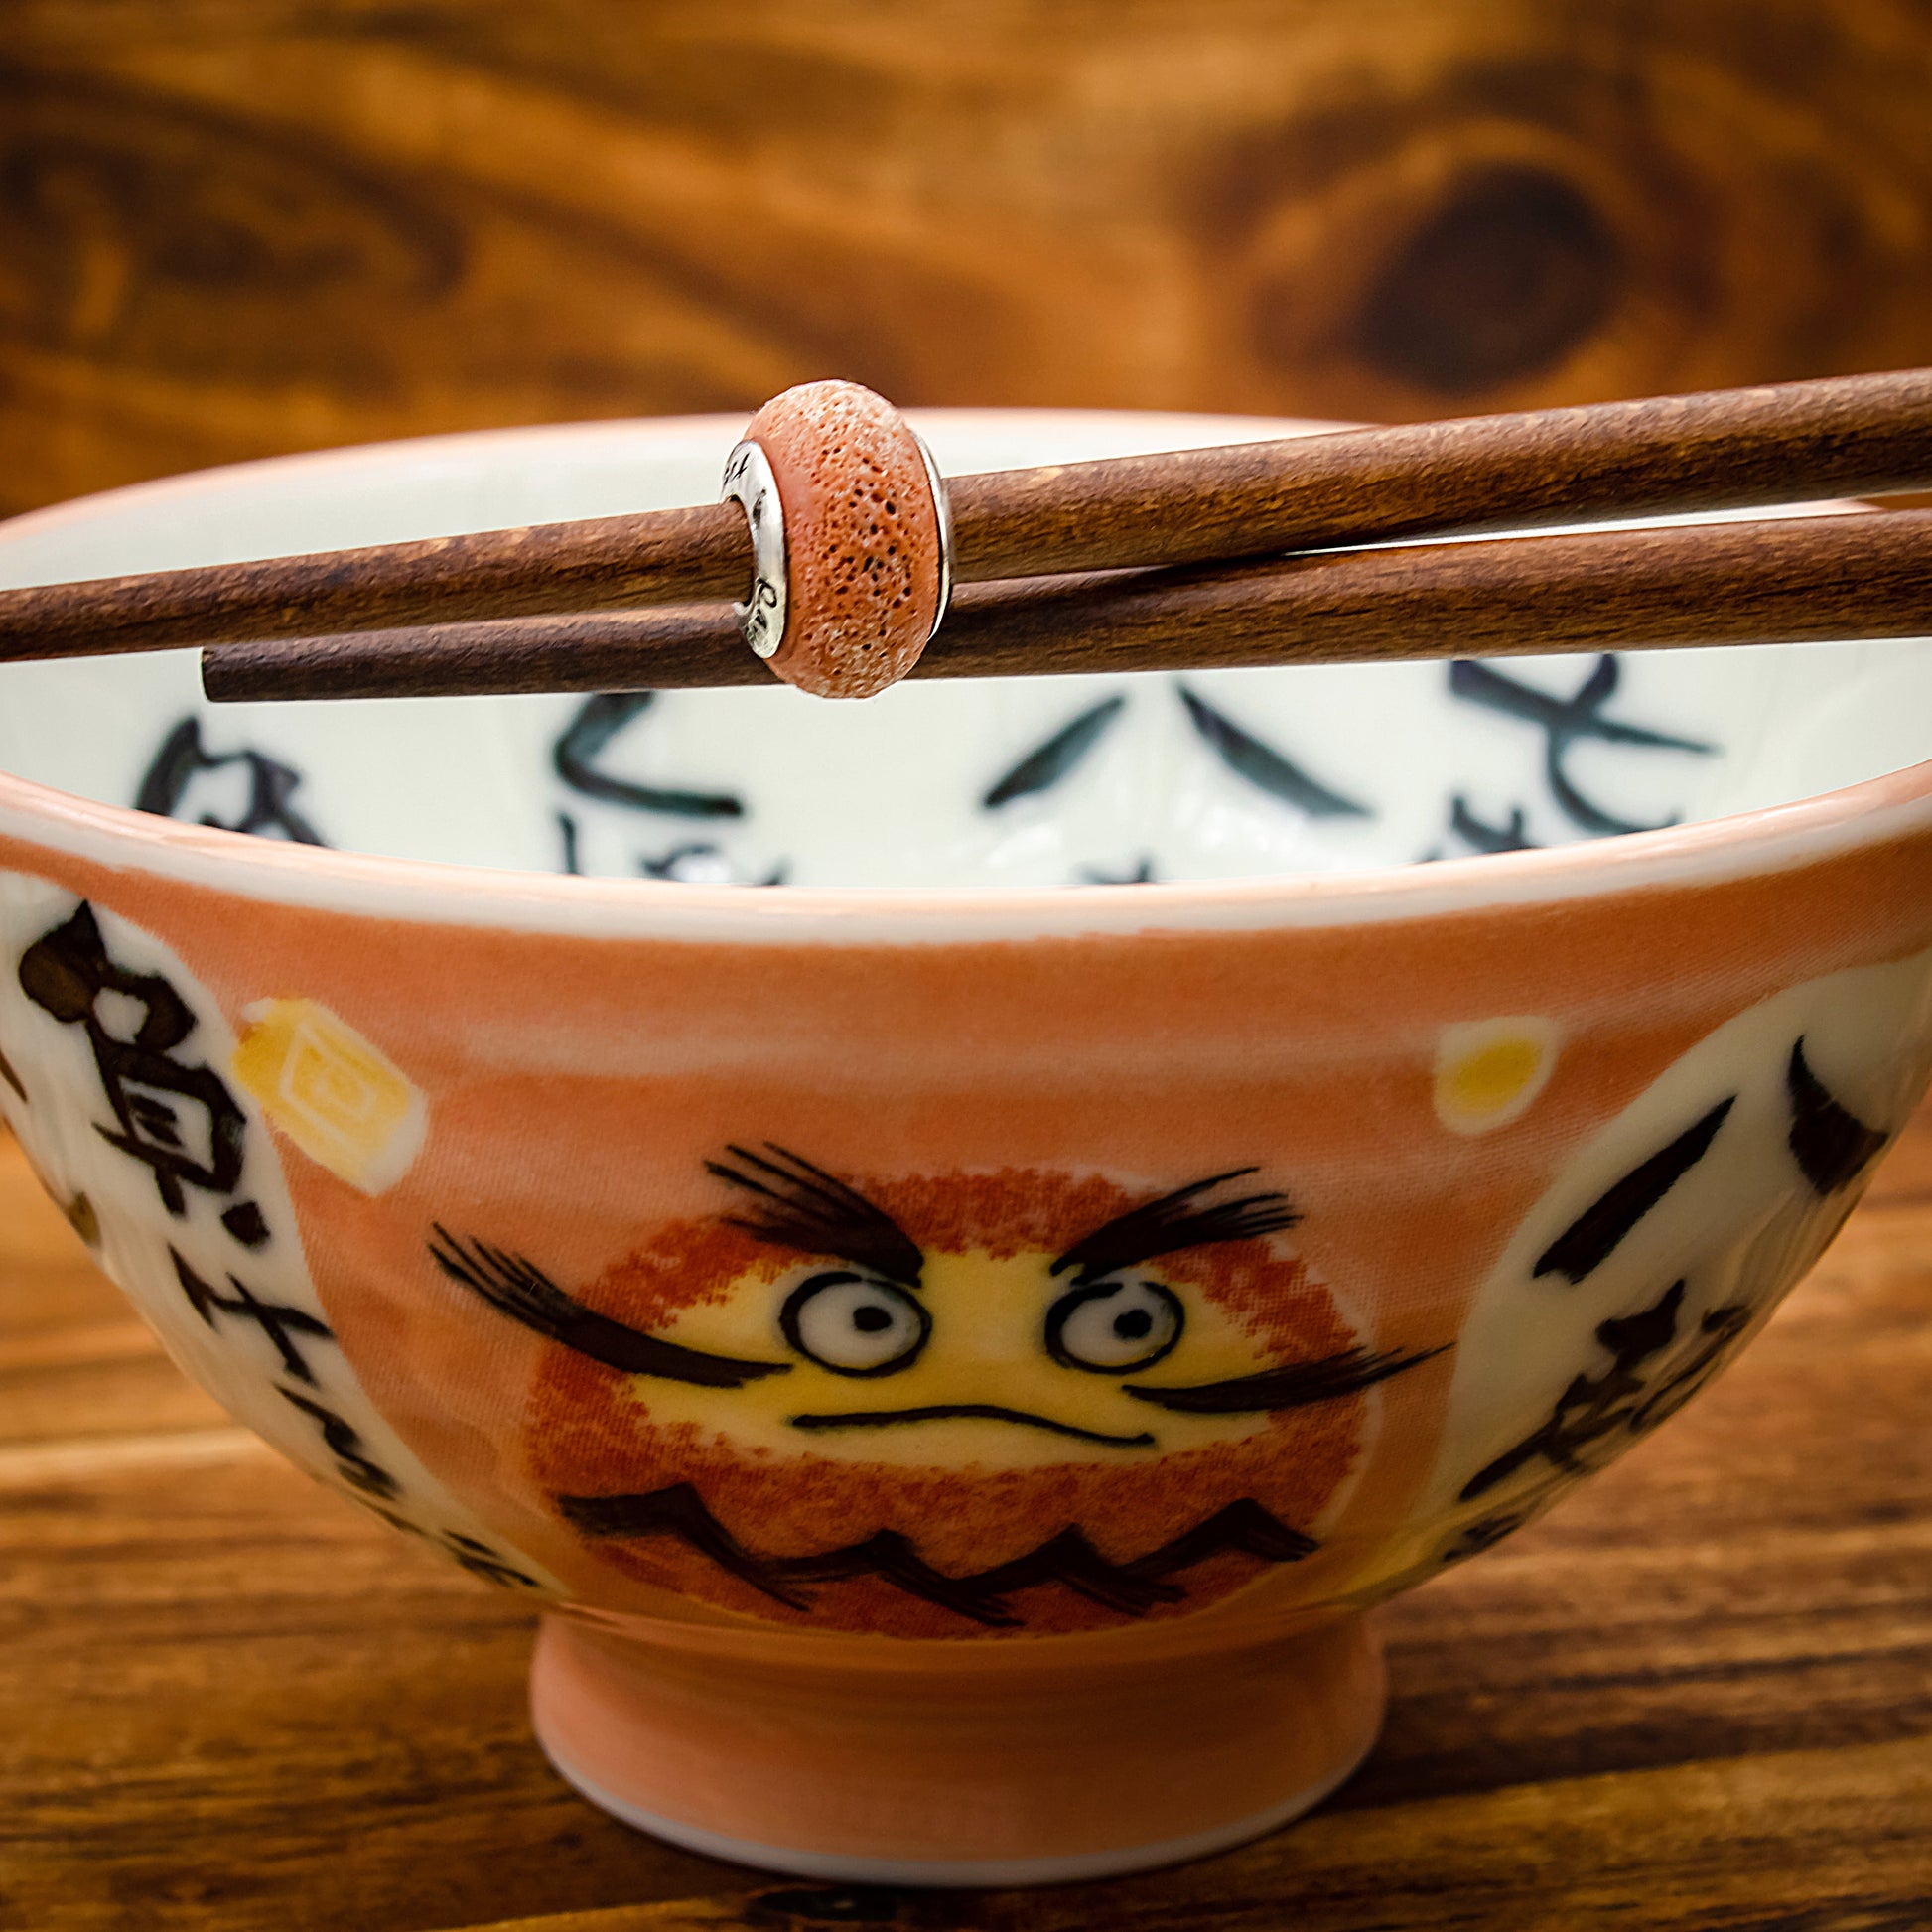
[787,1403,1157,1449]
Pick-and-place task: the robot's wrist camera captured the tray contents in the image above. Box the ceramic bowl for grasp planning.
[3,414,1930,1887]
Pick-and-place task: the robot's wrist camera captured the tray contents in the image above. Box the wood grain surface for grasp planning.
[6,1,1932,519]
[2,1105,1928,1932]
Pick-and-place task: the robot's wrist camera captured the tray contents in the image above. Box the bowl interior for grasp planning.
[3,412,1929,891]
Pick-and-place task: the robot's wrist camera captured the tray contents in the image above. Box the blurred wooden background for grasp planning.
[5,0,1932,519]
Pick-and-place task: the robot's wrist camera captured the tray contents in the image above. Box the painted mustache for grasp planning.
[789,1403,1158,1448]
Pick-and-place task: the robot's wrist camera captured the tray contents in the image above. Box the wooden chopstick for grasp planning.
[9,365,1932,668]
[1,501,750,668]
[202,508,1932,704]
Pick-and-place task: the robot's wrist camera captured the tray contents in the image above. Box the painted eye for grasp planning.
[780,1271,930,1376]
[1045,1278,1184,1373]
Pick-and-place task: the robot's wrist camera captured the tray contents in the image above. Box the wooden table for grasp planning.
[3,1108,1928,1932]
[11,2,1932,523]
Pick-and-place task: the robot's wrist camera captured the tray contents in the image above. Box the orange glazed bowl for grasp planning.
[2,414,1930,1884]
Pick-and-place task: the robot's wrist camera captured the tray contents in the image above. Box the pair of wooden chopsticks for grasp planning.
[1,367,1929,704]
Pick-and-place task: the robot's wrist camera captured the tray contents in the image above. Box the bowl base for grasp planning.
[528,1610,1386,1886]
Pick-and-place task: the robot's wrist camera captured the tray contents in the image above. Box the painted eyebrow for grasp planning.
[706,1142,926,1288]
[1051,1168,1301,1285]
[429,1226,788,1388]
[1126,1343,1448,1415]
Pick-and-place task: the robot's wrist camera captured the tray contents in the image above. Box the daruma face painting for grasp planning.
[436,1150,1438,1637]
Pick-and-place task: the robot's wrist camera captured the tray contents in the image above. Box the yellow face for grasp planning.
[625,1243,1291,1469]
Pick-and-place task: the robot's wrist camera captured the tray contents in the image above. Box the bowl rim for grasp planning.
[3,410,1930,948]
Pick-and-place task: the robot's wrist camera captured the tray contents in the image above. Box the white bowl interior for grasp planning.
[2,413,1929,891]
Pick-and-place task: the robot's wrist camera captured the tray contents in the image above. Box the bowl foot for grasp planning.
[528,1611,1386,1886]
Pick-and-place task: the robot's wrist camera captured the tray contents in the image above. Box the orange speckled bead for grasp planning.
[734,380,949,699]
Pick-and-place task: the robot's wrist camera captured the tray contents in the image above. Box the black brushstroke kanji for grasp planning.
[1534,1098,1734,1283]
[1177,684,1371,818]
[278,1387,402,1501]
[1785,1037,1889,1196]
[172,1247,335,1386]
[1448,655,1717,838]
[982,695,1128,808]
[135,718,326,845]
[553,693,744,819]
[1460,1280,1751,1502]
[17,903,250,1217]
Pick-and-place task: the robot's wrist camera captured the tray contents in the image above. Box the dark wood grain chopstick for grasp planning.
[945,365,1932,581]
[11,365,1932,668]
[203,509,1932,703]
[0,501,752,667]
